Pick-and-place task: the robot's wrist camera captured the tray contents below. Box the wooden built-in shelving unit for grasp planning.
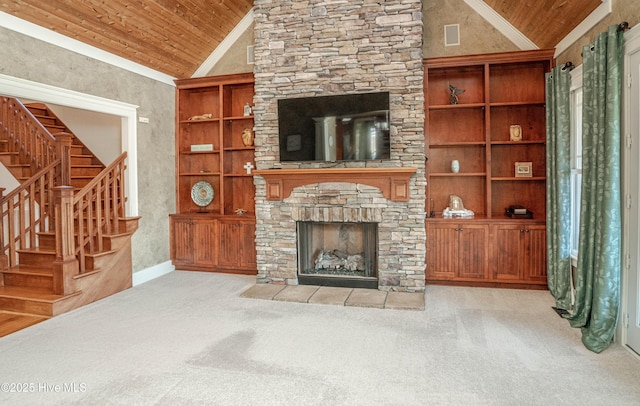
[424,50,554,288]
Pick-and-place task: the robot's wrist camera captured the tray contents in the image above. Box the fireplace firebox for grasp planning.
[297,221,378,289]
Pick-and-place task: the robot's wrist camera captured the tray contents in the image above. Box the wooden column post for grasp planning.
[55,132,73,187]
[52,185,78,295]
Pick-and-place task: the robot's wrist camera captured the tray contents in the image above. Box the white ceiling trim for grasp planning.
[554,0,612,58]
[0,12,176,86]
[192,9,254,78]
[463,0,538,50]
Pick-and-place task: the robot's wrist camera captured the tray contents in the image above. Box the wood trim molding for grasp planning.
[192,9,254,78]
[462,0,537,51]
[254,167,417,202]
[0,12,175,85]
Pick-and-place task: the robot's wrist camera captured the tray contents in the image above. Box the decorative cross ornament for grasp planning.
[244,162,254,174]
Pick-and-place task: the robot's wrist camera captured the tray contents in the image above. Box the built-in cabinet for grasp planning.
[424,50,554,288]
[170,73,257,275]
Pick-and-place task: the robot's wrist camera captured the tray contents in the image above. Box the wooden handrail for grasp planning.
[0,97,58,173]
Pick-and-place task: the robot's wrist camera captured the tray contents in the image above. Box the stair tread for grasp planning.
[5,265,53,275]
[0,286,63,301]
[16,247,56,254]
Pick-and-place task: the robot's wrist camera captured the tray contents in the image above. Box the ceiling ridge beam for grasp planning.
[192,9,254,78]
[463,0,537,51]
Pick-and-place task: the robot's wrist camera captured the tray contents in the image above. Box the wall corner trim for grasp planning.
[192,9,255,78]
[0,11,176,86]
[463,0,538,50]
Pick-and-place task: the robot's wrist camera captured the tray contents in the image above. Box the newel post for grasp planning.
[55,132,73,186]
[52,186,79,295]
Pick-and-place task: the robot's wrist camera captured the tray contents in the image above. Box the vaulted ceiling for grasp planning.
[0,0,602,79]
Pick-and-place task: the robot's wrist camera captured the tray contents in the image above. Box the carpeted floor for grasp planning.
[1,270,639,405]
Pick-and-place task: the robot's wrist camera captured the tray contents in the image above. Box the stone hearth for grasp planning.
[252,0,426,292]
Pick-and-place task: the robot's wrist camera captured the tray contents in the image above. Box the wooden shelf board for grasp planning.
[490,140,545,145]
[223,116,254,121]
[489,101,545,107]
[491,177,545,181]
[428,103,485,110]
[429,141,486,147]
[429,173,486,177]
[179,118,220,124]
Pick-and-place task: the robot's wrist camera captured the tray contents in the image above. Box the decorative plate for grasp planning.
[191,181,214,207]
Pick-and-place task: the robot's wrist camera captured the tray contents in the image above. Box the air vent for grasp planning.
[247,45,255,64]
[444,24,460,47]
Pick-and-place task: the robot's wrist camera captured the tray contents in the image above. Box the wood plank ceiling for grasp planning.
[0,0,253,79]
[483,0,603,49]
[1,0,602,79]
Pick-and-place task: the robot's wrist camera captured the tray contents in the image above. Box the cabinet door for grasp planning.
[426,223,458,280]
[239,221,257,268]
[493,224,526,280]
[192,218,218,267]
[218,219,256,269]
[457,224,488,279]
[170,216,194,265]
[524,225,547,282]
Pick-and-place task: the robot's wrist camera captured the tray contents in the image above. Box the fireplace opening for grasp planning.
[297,221,378,289]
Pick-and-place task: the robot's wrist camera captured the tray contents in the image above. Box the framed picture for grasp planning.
[509,125,522,141]
[515,161,532,177]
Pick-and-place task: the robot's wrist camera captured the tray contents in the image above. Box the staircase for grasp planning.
[0,102,105,188]
[0,96,140,337]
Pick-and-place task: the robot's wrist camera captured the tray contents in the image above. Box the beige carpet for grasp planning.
[1,270,639,405]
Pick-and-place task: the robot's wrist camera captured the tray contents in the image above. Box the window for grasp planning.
[570,71,583,260]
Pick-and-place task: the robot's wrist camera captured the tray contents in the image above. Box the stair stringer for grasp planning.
[50,236,135,316]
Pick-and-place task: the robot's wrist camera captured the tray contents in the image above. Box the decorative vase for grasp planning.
[241,128,254,147]
[451,159,460,173]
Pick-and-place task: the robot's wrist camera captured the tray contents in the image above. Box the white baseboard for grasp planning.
[132,261,175,286]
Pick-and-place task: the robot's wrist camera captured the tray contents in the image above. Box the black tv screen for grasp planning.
[278,92,390,162]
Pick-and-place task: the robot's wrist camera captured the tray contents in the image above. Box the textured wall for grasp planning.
[422,0,517,58]
[206,25,255,76]
[0,26,176,273]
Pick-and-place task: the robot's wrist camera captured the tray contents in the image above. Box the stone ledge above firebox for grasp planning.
[254,167,417,202]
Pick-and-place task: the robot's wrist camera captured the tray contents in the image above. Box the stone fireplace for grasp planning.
[297,220,378,288]
[252,0,426,292]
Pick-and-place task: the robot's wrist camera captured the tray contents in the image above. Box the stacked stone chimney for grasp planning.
[252,0,426,292]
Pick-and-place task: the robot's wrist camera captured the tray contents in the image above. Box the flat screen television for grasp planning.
[278,91,390,162]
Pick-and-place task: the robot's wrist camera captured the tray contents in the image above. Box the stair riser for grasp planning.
[0,297,54,316]
[18,253,56,267]
[6,166,32,177]
[4,273,53,290]
[72,168,103,177]
[0,154,23,165]
[71,156,97,166]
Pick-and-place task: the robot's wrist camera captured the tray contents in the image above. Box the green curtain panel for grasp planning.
[568,25,624,353]
[545,66,572,310]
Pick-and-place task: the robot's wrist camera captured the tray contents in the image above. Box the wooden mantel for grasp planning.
[253,167,417,202]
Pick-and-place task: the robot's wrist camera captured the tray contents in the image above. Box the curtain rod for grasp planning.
[561,61,574,72]
[618,22,629,32]
[579,22,629,58]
